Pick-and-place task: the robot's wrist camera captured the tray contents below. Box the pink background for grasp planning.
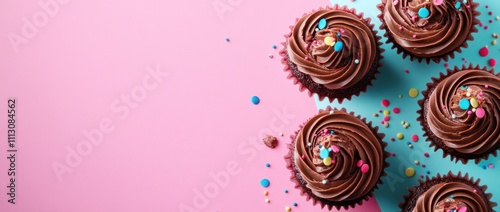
[0,0,382,211]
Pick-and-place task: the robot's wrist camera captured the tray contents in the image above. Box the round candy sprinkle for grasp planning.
[418,7,430,18]
[318,18,327,30]
[284,189,288,193]
[476,107,485,118]
[397,133,404,140]
[451,114,457,119]
[408,144,413,148]
[383,110,390,115]
[391,137,395,141]
[260,178,270,187]
[455,2,461,9]
[422,164,426,168]
[324,36,335,46]
[489,58,497,66]
[411,134,419,142]
[479,46,489,57]
[405,167,415,177]
[361,164,370,173]
[285,206,291,211]
[323,157,332,166]
[426,170,430,174]
[458,207,467,212]
[373,113,379,117]
[383,115,390,121]
[251,96,260,105]
[272,45,277,49]
[354,59,359,64]
[225,38,230,42]
[330,145,339,153]
[424,152,430,157]
[356,160,364,167]
[434,0,443,5]
[459,98,470,110]
[266,163,270,167]
[293,202,298,207]
[393,107,400,114]
[383,122,389,128]
[409,88,419,98]
[414,160,420,165]
[334,41,344,52]
[265,198,270,203]
[470,98,479,108]
[322,180,327,185]
[319,148,330,159]
[264,191,268,195]
[381,99,390,107]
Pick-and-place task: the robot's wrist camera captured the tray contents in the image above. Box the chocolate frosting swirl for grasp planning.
[293,109,385,201]
[380,0,478,61]
[425,68,500,162]
[413,182,489,212]
[286,8,378,89]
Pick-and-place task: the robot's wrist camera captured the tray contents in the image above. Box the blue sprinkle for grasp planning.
[459,98,470,110]
[272,45,277,49]
[265,163,270,167]
[293,202,298,207]
[336,32,341,37]
[225,38,230,42]
[483,165,487,169]
[455,2,462,9]
[318,18,327,30]
[320,148,330,159]
[426,170,430,174]
[330,130,335,134]
[251,96,260,105]
[284,189,288,193]
[407,142,411,145]
[260,178,270,187]
[318,145,322,149]
[450,195,455,199]
[334,41,343,52]
[418,7,430,18]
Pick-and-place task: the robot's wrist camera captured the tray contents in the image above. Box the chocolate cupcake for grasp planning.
[280,5,383,103]
[284,107,389,210]
[378,0,480,63]
[400,171,496,211]
[417,64,500,164]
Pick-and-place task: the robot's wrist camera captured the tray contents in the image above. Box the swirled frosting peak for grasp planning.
[380,0,478,62]
[424,68,500,163]
[413,182,489,212]
[293,109,386,201]
[286,7,378,89]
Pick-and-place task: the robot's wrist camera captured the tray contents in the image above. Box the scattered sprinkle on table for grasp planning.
[424,152,429,157]
[260,178,270,187]
[393,107,400,114]
[272,45,277,49]
[383,110,390,115]
[411,134,419,142]
[284,189,288,193]
[414,160,419,165]
[479,46,489,57]
[265,198,270,203]
[265,163,270,167]
[285,206,291,211]
[251,96,260,105]
[405,167,415,177]
[264,191,268,196]
[397,133,404,140]
[489,58,496,66]
[293,202,298,207]
[381,99,390,107]
[409,88,419,98]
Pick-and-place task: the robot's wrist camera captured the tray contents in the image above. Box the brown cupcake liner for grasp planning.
[283,106,390,210]
[377,0,480,64]
[417,64,500,164]
[279,5,384,104]
[399,171,497,211]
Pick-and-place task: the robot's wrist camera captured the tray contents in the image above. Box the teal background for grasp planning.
[324,0,500,211]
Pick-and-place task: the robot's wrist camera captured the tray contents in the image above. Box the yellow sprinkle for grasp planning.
[466,92,471,97]
[401,121,405,125]
[405,167,415,177]
[405,123,410,127]
[285,206,292,211]
[470,98,478,108]
[497,16,500,20]
[397,133,404,140]
[324,36,335,46]
[323,157,332,166]
[383,110,390,115]
[493,40,497,45]
[409,88,419,98]
[264,191,268,196]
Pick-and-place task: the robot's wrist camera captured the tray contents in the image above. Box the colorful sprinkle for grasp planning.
[356,160,364,167]
[414,160,419,165]
[408,144,413,148]
[251,96,260,105]
[354,59,359,64]
[260,179,270,187]
[393,107,400,114]
[418,7,430,18]
[383,115,390,122]
[284,189,288,193]
[323,157,332,166]
[293,202,298,207]
[264,191,268,195]
[434,0,443,5]
[272,45,277,49]
[383,110,390,115]
[455,2,461,9]
[476,107,485,118]
[361,164,370,173]
[397,133,404,140]
[381,99,390,107]
[458,207,467,212]
[459,98,470,110]
[322,180,327,185]
[422,164,426,168]
[334,41,344,52]
[320,148,330,159]
[265,198,270,203]
[330,145,339,153]
[373,113,379,117]
[405,167,415,177]
[424,152,429,157]
[409,88,419,98]
[489,58,497,66]
[324,36,335,46]
[470,98,479,108]
[225,38,230,42]
[411,134,419,142]
[285,206,291,211]
[479,46,489,57]
[318,18,327,30]
[266,163,270,167]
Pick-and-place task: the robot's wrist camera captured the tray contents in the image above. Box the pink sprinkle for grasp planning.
[424,152,429,157]
[489,11,493,15]
[332,159,336,164]
[356,160,364,167]
[422,164,426,168]
[444,63,449,68]
[476,107,485,118]
[488,163,494,168]
[305,56,309,60]
[339,29,345,34]
[486,5,489,8]
[473,189,477,193]
[480,47,489,57]
[383,115,390,121]
[378,109,383,113]
[390,137,395,141]
[394,0,399,5]
[331,145,339,153]
[381,99,390,107]
[399,26,403,30]
[458,207,468,212]
[411,134,419,142]
[391,152,395,156]
[381,120,385,124]
[442,105,447,109]
[420,174,424,178]
[468,110,473,115]
[404,69,409,73]
[485,85,489,89]
[361,164,369,173]
[393,107,401,114]
[489,20,493,23]
[301,155,305,159]
[489,58,496,66]
[484,26,489,30]
[323,129,328,133]
[412,34,417,38]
